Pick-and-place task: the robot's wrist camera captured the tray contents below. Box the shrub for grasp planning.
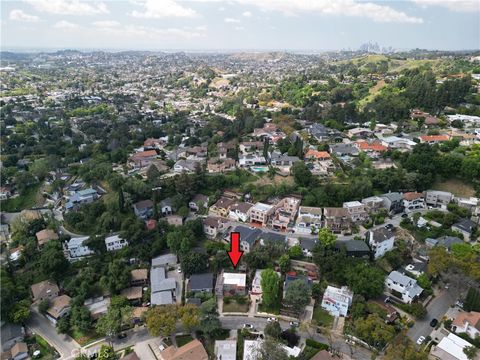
[305,338,329,350]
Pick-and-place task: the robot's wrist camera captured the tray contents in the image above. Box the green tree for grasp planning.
[96,297,132,338]
[318,228,337,248]
[288,245,303,259]
[345,264,385,300]
[254,338,289,360]
[181,252,208,276]
[278,254,291,274]
[9,300,30,323]
[146,305,177,337]
[464,346,478,360]
[57,316,70,334]
[354,313,395,349]
[264,321,282,339]
[291,161,312,187]
[261,269,281,309]
[284,279,311,314]
[39,241,70,281]
[39,299,50,314]
[100,260,131,294]
[98,345,118,360]
[178,304,200,332]
[199,298,222,339]
[70,305,92,332]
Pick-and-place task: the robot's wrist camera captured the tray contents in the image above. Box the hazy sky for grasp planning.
[1,0,479,51]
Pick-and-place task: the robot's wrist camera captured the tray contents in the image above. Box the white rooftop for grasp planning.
[343,201,363,208]
[434,333,471,360]
[252,202,273,212]
[223,273,246,287]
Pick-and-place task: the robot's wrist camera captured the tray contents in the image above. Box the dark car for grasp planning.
[117,333,127,339]
[401,213,408,218]
[430,319,438,327]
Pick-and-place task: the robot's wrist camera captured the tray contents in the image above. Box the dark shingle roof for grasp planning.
[188,273,214,291]
[233,225,262,246]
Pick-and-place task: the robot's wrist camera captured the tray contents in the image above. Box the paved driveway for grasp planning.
[407,289,456,343]
[27,309,80,359]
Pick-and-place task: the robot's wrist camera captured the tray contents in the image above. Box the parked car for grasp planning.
[430,319,438,327]
[289,321,299,327]
[243,324,255,330]
[417,336,426,345]
[117,333,127,339]
[402,213,408,218]
[384,224,394,230]
[267,317,277,322]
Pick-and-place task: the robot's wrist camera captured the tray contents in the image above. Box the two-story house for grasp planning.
[385,271,423,304]
[321,286,354,317]
[343,201,368,223]
[105,234,128,252]
[367,228,395,259]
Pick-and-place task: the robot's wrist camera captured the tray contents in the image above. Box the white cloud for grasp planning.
[53,20,79,29]
[130,0,198,18]
[24,0,109,15]
[235,26,245,31]
[9,9,40,22]
[236,0,423,23]
[91,21,205,39]
[411,0,479,12]
[224,17,241,23]
[242,11,252,17]
[92,20,121,28]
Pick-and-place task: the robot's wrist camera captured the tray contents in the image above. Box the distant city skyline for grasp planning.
[1,0,479,51]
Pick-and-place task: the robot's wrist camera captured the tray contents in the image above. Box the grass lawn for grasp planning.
[223,298,249,313]
[176,335,194,347]
[258,303,280,315]
[1,184,41,212]
[70,328,102,346]
[432,178,476,197]
[29,334,57,359]
[313,308,334,328]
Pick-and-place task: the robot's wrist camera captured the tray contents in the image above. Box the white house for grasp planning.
[430,333,474,360]
[238,153,266,167]
[385,271,423,304]
[321,285,354,317]
[63,236,94,261]
[452,311,480,340]
[228,202,253,223]
[403,192,425,213]
[105,235,128,252]
[295,206,323,234]
[367,228,395,259]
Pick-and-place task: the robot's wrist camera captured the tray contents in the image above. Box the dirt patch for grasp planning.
[254,174,294,187]
[432,178,476,198]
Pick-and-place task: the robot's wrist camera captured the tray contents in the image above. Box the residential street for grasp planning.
[27,309,80,360]
[407,288,456,343]
[220,316,372,360]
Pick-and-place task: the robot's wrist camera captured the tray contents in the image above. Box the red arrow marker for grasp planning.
[227,232,243,269]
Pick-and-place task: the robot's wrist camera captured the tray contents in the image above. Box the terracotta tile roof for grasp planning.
[419,135,450,142]
[160,339,208,360]
[356,141,387,152]
[305,149,331,159]
[133,150,157,158]
[403,192,424,201]
[453,311,480,330]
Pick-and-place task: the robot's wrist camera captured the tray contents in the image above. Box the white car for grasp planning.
[417,336,426,345]
[289,321,299,327]
[267,317,277,322]
[243,324,254,330]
